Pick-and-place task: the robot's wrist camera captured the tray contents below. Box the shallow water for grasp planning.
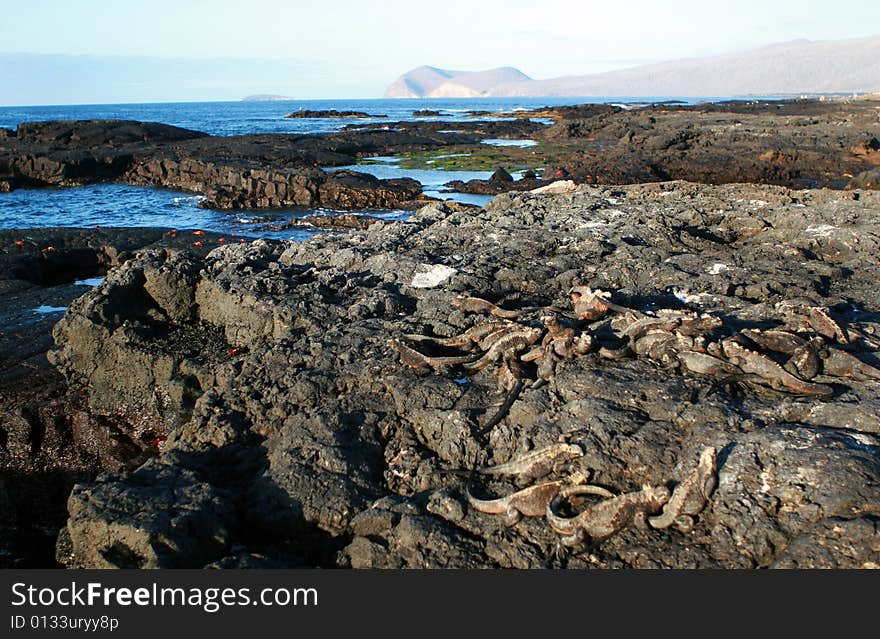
[481,139,538,147]
[1,183,348,240]
[330,161,520,208]
[31,305,67,314]
[73,277,105,287]
[0,96,712,236]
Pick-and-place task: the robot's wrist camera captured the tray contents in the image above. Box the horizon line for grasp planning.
[3,92,874,110]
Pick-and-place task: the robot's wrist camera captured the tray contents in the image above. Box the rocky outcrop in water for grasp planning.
[47,183,880,569]
[444,168,549,194]
[0,118,546,210]
[125,160,422,210]
[0,121,427,211]
[284,110,383,119]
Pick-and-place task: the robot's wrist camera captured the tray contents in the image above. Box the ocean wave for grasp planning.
[171,195,207,206]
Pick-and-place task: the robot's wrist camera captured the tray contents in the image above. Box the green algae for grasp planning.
[360,143,555,172]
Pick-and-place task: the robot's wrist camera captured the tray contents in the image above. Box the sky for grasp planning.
[1,0,879,104]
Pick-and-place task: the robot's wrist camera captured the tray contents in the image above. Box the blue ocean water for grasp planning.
[0,97,694,136]
[0,183,325,240]
[0,97,705,238]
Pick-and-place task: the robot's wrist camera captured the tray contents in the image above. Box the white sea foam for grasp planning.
[32,305,67,314]
[365,156,401,163]
[171,195,206,207]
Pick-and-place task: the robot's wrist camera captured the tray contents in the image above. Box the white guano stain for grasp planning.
[410,264,458,289]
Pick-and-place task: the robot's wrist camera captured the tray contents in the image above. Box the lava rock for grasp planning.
[284,110,384,119]
[45,183,880,568]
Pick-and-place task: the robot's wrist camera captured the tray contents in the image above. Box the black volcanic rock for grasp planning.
[537,99,880,189]
[284,110,384,119]
[47,183,880,568]
[344,118,544,138]
[126,159,424,210]
[0,119,430,209]
[15,119,207,146]
[0,225,241,566]
[444,171,549,195]
[5,98,880,213]
[8,98,880,570]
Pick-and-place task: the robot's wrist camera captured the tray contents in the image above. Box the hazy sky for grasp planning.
[2,0,879,104]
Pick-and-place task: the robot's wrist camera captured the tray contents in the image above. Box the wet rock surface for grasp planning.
[44,183,880,568]
[0,227,231,566]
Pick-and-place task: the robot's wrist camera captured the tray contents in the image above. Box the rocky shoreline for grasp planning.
[4,98,879,213]
[0,117,542,210]
[1,98,880,568]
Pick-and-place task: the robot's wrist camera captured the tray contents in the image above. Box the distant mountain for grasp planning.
[241,94,296,101]
[385,36,880,98]
[383,66,532,98]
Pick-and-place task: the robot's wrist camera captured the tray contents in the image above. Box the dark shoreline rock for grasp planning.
[40,183,880,569]
[125,161,424,210]
[14,119,208,146]
[0,118,545,210]
[444,168,550,194]
[536,98,880,189]
[0,226,246,566]
[284,110,385,119]
[281,213,382,231]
